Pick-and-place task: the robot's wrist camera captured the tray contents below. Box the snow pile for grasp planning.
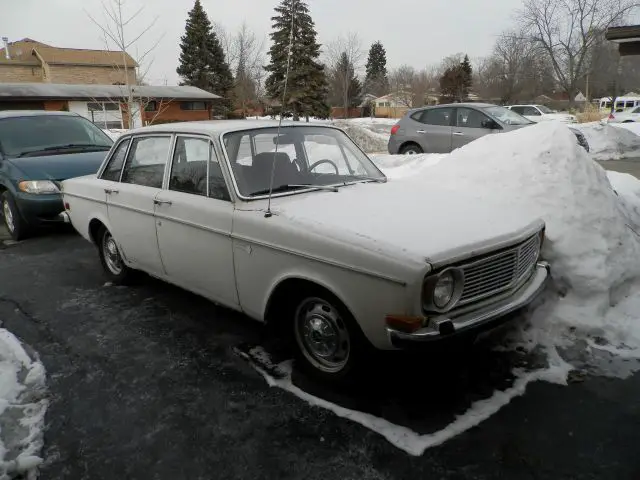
[0,330,48,479]
[331,120,390,153]
[612,121,640,137]
[379,122,640,359]
[573,122,640,160]
[370,153,447,179]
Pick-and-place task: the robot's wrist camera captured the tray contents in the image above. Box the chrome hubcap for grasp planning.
[295,298,350,373]
[102,232,123,275]
[3,200,14,233]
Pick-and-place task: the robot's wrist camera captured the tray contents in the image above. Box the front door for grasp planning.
[451,107,495,151]
[154,135,238,307]
[106,134,172,277]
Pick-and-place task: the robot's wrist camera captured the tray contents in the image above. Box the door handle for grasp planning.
[104,188,119,194]
[416,130,426,134]
[453,132,464,136]
[153,199,172,206]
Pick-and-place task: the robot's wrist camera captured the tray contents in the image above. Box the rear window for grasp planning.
[0,114,113,157]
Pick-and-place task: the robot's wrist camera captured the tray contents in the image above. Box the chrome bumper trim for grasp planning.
[388,261,550,344]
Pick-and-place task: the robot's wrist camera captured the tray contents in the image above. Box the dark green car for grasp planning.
[0,111,113,240]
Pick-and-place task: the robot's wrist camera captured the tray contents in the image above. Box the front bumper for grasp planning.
[388,262,550,348]
[14,192,67,226]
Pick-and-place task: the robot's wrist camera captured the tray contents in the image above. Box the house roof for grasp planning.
[0,83,222,101]
[606,25,640,43]
[0,38,137,67]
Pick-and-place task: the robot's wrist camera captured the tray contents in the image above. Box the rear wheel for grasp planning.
[291,288,369,382]
[623,120,635,123]
[97,226,134,284]
[400,143,423,155]
[1,192,31,241]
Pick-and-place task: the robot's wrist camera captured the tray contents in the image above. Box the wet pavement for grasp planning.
[0,231,639,479]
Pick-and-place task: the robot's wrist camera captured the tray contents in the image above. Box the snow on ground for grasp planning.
[573,122,640,160]
[0,330,47,479]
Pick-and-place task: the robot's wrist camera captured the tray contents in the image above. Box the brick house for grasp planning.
[0,38,137,85]
[0,83,221,128]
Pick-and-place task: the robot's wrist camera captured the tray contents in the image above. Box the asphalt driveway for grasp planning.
[0,229,639,479]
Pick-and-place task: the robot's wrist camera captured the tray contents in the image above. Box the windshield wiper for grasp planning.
[16,144,111,157]
[347,175,386,183]
[251,184,339,196]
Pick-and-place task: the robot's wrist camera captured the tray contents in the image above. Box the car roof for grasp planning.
[413,103,497,110]
[0,110,80,119]
[124,119,339,136]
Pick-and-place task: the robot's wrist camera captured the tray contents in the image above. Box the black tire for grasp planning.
[400,143,423,155]
[97,225,134,285]
[1,191,31,241]
[290,286,371,383]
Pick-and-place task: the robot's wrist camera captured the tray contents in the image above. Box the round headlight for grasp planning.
[433,271,456,308]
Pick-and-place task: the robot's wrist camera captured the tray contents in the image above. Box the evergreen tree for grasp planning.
[439,55,473,102]
[265,0,329,120]
[365,41,389,96]
[176,0,234,115]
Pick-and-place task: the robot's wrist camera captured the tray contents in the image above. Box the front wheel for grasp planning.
[1,192,31,241]
[292,291,369,382]
[97,226,134,285]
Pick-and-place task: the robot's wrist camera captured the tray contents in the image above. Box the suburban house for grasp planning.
[0,83,221,128]
[373,92,413,118]
[0,37,137,86]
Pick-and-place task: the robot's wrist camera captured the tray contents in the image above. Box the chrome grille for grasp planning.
[458,233,541,306]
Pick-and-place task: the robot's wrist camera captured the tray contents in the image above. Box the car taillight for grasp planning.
[609,113,615,120]
[390,124,400,135]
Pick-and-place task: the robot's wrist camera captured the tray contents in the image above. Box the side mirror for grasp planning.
[481,119,499,130]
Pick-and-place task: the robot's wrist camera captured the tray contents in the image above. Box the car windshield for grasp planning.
[483,106,533,126]
[0,115,113,157]
[537,105,554,114]
[222,126,386,198]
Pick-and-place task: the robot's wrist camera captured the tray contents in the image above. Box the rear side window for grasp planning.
[510,106,525,114]
[101,138,130,181]
[419,108,453,126]
[121,136,171,188]
[169,137,210,196]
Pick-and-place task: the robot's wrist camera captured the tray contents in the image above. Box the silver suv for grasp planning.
[388,103,589,154]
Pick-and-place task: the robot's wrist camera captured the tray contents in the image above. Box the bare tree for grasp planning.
[86,0,166,128]
[388,65,416,107]
[520,0,638,106]
[326,33,364,116]
[232,22,265,115]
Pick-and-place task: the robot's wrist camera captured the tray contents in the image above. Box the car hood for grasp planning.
[7,151,107,181]
[267,181,543,266]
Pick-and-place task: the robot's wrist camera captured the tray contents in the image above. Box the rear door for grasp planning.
[451,107,495,150]
[105,134,172,276]
[415,107,454,153]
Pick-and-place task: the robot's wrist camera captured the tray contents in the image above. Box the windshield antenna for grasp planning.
[265,0,296,218]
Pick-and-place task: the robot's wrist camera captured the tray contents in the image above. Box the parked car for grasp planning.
[0,111,113,240]
[62,121,550,382]
[506,104,577,124]
[606,106,640,123]
[388,103,589,155]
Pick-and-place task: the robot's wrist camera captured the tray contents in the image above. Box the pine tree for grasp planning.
[265,0,329,121]
[439,55,473,102]
[329,52,362,115]
[461,54,473,98]
[365,41,388,96]
[176,0,234,115]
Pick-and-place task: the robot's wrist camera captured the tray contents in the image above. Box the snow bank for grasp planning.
[370,153,447,179]
[0,329,47,479]
[331,120,390,153]
[573,122,640,160]
[611,121,640,137]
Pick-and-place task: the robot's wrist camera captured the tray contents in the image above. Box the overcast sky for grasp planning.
[2,0,522,85]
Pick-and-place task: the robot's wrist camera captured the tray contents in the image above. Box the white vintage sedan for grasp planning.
[61,120,550,381]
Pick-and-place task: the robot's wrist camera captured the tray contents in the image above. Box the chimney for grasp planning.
[1,37,9,60]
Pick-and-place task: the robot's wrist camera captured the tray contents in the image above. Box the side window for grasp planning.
[101,138,130,181]
[421,108,453,126]
[169,137,210,196]
[524,107,541,116]
[510,106,525,115]
[456,108,490,129]
[121,136,171,188]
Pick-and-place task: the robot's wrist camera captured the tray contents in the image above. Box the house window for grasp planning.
[145,101,158,112]
[180,101,207,111]
[88,102,120,112]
